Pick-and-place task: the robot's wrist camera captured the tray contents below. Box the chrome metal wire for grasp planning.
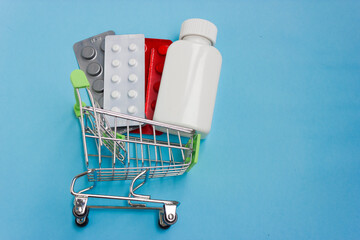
[76,88,195,182]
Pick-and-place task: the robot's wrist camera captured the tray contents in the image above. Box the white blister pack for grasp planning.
[104,34,145,127]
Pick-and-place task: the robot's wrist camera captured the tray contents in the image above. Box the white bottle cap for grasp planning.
[179,18,218,45]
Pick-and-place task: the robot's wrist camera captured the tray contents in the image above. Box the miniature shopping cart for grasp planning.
[69,70,200,228]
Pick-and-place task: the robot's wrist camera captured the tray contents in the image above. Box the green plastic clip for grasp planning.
[115,133,126,140]
[185,133,201,172]
[103,132,126,146]
[70,70,90,117]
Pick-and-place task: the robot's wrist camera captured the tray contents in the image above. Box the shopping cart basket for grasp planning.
[69,70,200,228]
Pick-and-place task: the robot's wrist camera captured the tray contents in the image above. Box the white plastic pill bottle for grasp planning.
[153,18,222,138]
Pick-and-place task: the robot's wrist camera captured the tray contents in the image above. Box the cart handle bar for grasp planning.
[70,70,89,117]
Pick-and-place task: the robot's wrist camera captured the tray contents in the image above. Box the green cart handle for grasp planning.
[70,70,90,117]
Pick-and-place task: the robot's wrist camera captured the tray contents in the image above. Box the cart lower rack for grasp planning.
[70,70,200,228]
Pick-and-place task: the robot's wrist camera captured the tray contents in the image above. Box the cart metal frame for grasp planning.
[69,70,200,228]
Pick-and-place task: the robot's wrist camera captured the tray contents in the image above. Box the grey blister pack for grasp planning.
[73,31,115,107]
[104,34,145,127]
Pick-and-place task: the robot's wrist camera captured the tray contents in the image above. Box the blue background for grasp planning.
[1,0,359,239]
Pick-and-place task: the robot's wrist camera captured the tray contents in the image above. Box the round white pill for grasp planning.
[111,91,120,99]
[128,58,137,67]
[127,106,137,114]
[112,59,120,67]
[128,90,137,98]
[112,44,120,52]
[111,75,120,83]
[128,74,137,82]
[111,107,120,112]
[128,43,137,51]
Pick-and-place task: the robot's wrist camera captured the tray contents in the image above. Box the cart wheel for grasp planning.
[164,213,178,225]
[158,218,171,229]
[72,206,89,218]
[75,216,89,227]
[158,210,177,229]
[73,206,89,227]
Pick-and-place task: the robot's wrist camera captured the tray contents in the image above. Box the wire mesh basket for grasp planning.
[69,70,200,228]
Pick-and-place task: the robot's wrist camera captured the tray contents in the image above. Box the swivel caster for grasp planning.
[73,206,89,227]
[158,205,177,229]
